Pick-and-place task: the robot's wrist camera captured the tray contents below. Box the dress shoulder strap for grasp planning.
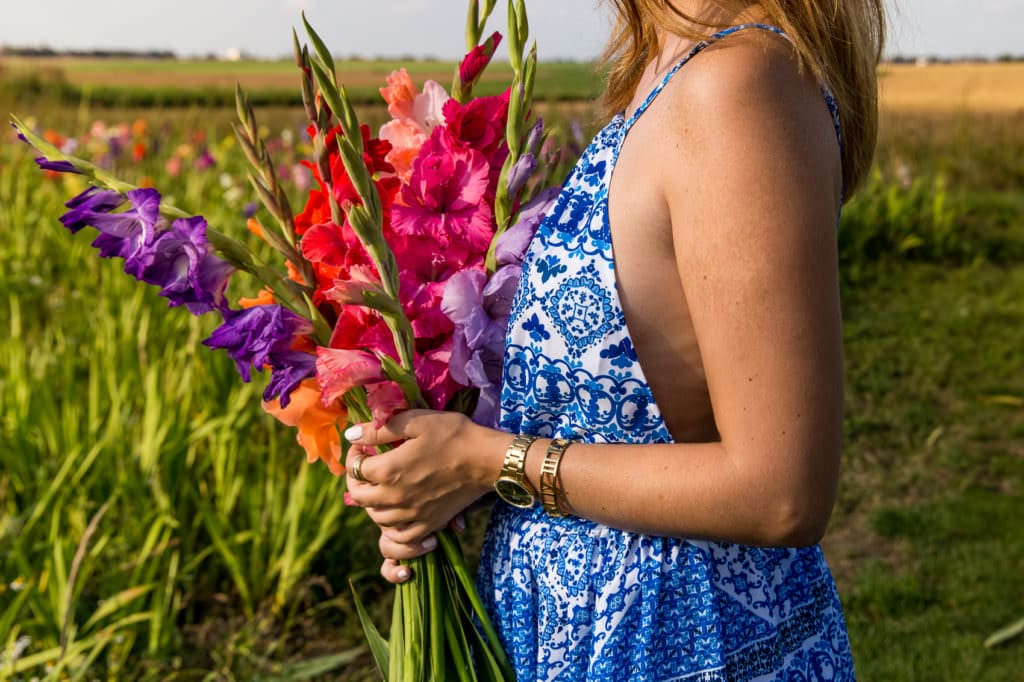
[622,22,844,198]
[624,23,788,131]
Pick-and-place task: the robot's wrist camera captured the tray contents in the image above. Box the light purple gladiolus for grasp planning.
[139,216,235,314]
[60,187,125,234]
[442,269,511,427]
[263,350,318,408]
[506,153,536,198]
[495,186,559,266]
[203,304,314,383]
[87,188,162,268]
[524,118,544,157]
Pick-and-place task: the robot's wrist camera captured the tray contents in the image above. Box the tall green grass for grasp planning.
[0,140,372,678]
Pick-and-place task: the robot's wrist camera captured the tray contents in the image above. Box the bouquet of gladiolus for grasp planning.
[11,0,562,679]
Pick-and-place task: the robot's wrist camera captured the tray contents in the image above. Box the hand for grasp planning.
[376,513,467,584]
[344,410,507,583]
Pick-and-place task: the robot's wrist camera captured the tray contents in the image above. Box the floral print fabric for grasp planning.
[478,24,854,682]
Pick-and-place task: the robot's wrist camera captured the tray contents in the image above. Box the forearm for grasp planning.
[476,429,835,547]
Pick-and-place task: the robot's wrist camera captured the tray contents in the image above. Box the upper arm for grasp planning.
[655,38,844,533]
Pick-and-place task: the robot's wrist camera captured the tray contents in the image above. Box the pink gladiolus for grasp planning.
[392,128,494,253]
[380,68,418,121]
[379,119,426,181]
[366,381,407,427]
[416,341,459,410]
[380,75,450,180]
[316,347,385,406]
[325,265,383,306]
[459,32,502,87]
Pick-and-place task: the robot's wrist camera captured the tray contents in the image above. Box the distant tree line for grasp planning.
[886,54,1024,64]
[0,46,176,59]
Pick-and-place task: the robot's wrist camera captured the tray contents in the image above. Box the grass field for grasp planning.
[1,58,1023,679]
[0,57,605,106]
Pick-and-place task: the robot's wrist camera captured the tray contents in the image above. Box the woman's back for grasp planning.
[609,26,843,443]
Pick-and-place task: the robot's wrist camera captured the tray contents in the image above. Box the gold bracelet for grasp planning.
[539,438,572,517]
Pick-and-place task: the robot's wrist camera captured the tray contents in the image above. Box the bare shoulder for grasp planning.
[647,29,842,216]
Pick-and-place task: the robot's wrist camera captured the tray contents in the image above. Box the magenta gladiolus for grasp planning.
[458,31,502,87]
[392,128,494,253]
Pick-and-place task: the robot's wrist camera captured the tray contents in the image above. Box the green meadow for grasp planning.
[0,59,1022,679]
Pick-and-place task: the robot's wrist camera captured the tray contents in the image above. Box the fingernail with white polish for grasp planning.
[344,425,363,442]
[454,515,466,531]
[422,536,437,551]
[396,568,410,581]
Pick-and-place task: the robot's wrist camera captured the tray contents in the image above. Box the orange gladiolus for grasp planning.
[263,378,347,476]
[238,287,276,308]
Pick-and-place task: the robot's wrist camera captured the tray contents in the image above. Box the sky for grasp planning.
[0,1,1021,61]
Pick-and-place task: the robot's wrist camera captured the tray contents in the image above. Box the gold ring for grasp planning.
[349,453,368,483]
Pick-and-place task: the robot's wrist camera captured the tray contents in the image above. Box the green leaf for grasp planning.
[389,580,406,681]
[81,584,156,633]
[426,553,446,680]
[348,580,390,679]
[301,12,336,85]
[985,615,1024,648]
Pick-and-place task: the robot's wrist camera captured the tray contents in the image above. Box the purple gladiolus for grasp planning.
[495,186,558,266]
[194,150,215,171]
[35,157,81,174]
[203,305,314,382]
[264,350,317,408]
[506,153,536,198]
[138,216,235,314]
[60,187,125,234]
[88,188,162,269]
[526,118,544,153]
[442,269,509,427]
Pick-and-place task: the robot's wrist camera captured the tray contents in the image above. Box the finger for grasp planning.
[343,410,433,446]
[379,533,437,562]
[345,445,375,485]
[365,507,418,528]
[381,558,412,585]
[380,522,436,546]
[450,513,467,532]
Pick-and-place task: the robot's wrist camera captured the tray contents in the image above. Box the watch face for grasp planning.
[495,478,535,508]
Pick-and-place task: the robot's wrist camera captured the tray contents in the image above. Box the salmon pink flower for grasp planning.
[380,68,419,121]
[379,76,450,179]
[316,347,385,406]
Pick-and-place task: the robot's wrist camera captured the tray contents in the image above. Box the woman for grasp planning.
[345,0,884,678]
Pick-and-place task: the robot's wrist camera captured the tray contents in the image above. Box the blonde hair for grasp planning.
[600,0,885,198]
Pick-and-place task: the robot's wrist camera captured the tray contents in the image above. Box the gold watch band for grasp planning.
[540,438,572,517]
[503,434,536,478]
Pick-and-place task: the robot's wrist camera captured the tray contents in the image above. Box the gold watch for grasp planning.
[494,434,538,508]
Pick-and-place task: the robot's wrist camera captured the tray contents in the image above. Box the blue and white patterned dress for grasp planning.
[477,24,855,682]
